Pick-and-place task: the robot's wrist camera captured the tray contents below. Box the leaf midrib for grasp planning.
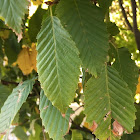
[50,15,65,111]
[104,65,112,137]
[73,0,96,67]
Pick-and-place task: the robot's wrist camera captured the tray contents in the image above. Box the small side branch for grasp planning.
[118,0,133,31]
[131,0,140,50]
[1,80,18,86]
[70,117,96,138]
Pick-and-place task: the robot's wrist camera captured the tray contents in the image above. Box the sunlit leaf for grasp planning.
[37,15,81,112]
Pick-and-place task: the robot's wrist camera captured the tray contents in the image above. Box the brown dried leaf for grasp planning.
[112,120,124,136]
[91,121,98,133]
[17,33,23,42]
[84,121,98,132]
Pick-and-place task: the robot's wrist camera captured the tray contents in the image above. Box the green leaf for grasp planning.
[84,65,136,140]
[12,113,19,125]
[0,85,11,111]
[28,6,46,42]
[72,111,85,126]
[107,22,120,36]
[29,123,42,140]
[0,0,29,35]
[0,38,4,58]
[121,132,140,140]
[72,130,83,140]
[37,15,81,112]
[4,32,21,64]
[56,0,109,76]
[134,104,140,130]
[0,78,35,134]
[41,132,52,140]
[39,90,72,140]
[97,0,113,13]
[12,126,28,140]
[111,46,138,94]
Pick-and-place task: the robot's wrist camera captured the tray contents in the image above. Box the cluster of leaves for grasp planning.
[0,0,140,140]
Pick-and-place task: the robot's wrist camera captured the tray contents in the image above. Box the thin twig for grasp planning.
[118,0,133,31]
[131,0,140,50]
[0,28,11,31]
[74,105,84,112]
[1,80,19,86]
[70,117,95,136]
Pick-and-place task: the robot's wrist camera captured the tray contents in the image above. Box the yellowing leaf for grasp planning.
[16,43,38,75]
[138,76,140,82]
[32,0,42,5]
[29,43,37,71]
[136,76,140,93]
[17,47,33,75]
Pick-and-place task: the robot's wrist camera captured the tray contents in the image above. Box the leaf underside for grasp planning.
[0,79,35,134]
[84,65,136,140]
[37,15,81,113]
[56,0,109,76]
[39,90,72,140]
[0,0,29,35]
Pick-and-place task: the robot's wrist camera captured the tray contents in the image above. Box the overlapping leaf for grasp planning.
[39,91,72,140]
[72,130,83,140]
[37,15,81,113]
[0,0,29,36]
[0,79,35,135]
[84,65,136,140]
[98,0,113,13]
[0,85,11,111]
[12,126,28,140]
[4,33,21,64]
[112,46,138,94]
[56,0,109,76]
[0,39,3,58]
[28,6,46,42]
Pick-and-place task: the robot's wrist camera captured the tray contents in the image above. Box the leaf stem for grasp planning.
[50,6,53,17]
